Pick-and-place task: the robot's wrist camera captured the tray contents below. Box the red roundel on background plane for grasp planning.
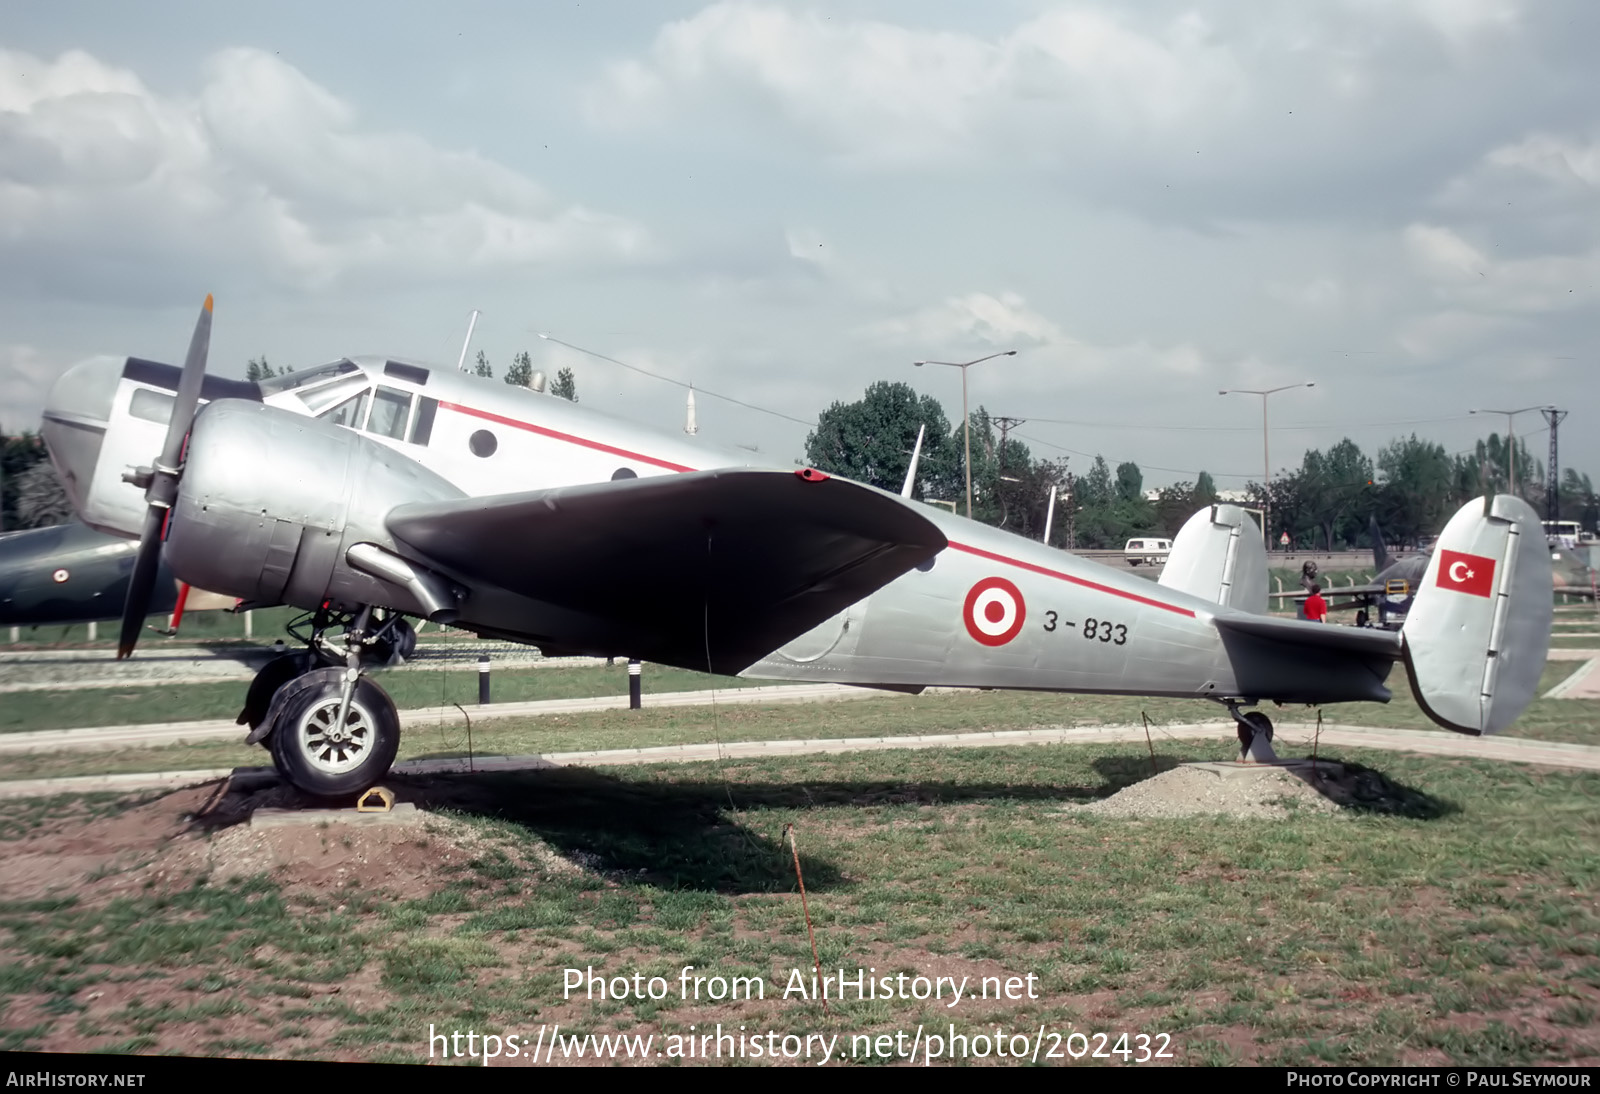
[964,577,1026,646]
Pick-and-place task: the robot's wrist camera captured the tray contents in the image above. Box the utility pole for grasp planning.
[1543,407,1568,521]
[992,417,1025,528]
[1065,470,1076,550]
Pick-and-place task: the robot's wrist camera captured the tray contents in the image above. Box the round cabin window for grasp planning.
[469,429,498,458]
[611,467,638,481]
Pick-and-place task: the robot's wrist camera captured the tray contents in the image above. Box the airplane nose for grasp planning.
[39,357,122,516]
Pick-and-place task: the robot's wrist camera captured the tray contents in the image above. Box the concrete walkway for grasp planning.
[2,720,1596,800]
[0,645,602,693]
[0,682,885,754]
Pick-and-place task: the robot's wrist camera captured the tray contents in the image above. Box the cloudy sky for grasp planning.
[2,1,1596,493]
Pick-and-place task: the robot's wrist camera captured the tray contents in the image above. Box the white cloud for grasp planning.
[585,3,1248,168]
[1404,222,1598,312]
[1486,131,1600,188]
[862,291,1070,348]
[1404,223,1491,281]
[1266,276,1344,311]
[0,47,651,297]
[0,345,105,434]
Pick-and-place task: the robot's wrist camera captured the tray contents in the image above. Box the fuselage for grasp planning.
[38,354,1395,706]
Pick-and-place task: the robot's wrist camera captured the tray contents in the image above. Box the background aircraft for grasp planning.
[0,521,208,631]
[36,299,1553,800]
[1270,519,1427,628]
[1272,517,1595,623]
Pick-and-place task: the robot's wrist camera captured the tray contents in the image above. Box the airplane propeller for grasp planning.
[116,295,212,659]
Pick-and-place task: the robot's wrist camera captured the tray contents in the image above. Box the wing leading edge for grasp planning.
[386,468,948,674]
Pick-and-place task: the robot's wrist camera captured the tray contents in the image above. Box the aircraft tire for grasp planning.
[268,669,401,799]
[1236,711,1273,750]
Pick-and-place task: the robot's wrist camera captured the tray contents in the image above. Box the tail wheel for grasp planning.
[268,668,400,799]
[1236,711,1273,750]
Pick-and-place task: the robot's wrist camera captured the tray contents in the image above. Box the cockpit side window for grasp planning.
[299,375,371,416]
[256,360,359,396]
[368,386,414,441]
[319,389,371,430]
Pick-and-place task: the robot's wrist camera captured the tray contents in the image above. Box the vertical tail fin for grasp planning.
[1159,504,1267,612]
[1401,495,1552,735]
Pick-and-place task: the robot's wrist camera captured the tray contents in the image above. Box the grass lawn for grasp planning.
[0,663,760,735]
[0,743,1593,1065]
[2,659,1596,785]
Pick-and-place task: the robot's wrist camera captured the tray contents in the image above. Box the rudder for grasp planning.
[1401,495,1552,734]
[1158,504,1267,613]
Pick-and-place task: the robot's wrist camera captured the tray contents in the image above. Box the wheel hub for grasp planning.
[296,698,374,773]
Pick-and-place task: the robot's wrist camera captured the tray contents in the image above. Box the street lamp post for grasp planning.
[914,350,1018,518]
[1469,406,1552,498]
[1219,382,1315,548]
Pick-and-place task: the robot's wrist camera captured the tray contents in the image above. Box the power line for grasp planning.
[1010,412,1480,433]
[533,333,817,428]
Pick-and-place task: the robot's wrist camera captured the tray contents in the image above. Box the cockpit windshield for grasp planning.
[255,359,361,396]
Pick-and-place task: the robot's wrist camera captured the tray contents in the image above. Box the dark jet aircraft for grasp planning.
[0,521,183,630]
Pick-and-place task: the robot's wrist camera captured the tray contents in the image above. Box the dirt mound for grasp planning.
[0,776,577,906]
[1081,763,1347,820]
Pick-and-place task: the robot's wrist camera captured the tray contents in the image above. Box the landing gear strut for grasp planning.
[1218,700,1278,763]
[242,605,411,798]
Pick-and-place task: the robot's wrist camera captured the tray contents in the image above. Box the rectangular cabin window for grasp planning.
[129,388,175,426]
[368,386,414,441]
[410,397,438,446]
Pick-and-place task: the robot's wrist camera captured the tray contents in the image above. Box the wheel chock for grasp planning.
[356,786,395,813]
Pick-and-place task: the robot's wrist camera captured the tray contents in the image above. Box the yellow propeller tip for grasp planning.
[203,293,214,312]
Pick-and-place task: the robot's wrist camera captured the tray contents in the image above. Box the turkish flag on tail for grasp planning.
[1436,549,1496,597]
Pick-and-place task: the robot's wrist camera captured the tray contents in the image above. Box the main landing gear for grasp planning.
[1217,699,1279,764]
[238,605,414,798]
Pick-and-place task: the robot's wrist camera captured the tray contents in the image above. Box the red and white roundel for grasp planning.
[964,577,1026,646]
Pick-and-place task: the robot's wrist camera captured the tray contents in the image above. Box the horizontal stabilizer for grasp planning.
[1213,612,1402,658]
[1401,495,1552,735]
[387,468,947,674]
[1159,504,1267,613]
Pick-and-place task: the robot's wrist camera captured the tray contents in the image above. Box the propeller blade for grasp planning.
[118,295,213,661]
[116,506,167,659]
[153,294,212,491]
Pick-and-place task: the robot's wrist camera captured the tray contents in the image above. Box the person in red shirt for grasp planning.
[1304,583,1328,624]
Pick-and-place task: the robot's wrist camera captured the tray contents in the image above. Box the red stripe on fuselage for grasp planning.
[438,402,698,473]
[947,540,1197,618]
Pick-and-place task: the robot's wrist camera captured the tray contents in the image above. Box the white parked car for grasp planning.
[1124,538,1172,566]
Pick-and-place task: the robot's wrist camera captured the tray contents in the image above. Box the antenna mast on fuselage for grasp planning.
[455,310,481,372]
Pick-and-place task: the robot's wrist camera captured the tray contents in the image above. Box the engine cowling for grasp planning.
[164,400,467,618]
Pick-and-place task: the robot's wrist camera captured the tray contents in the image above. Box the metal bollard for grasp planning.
[478,654,491,704]
[629,659,641,709]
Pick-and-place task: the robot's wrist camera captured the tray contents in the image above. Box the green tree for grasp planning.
[804,381,960,501]
[245,356,278,381]
[1299,438,1375,550]
[13,460,72,528]
[550,366,578,402]
[1,432,51,531]
[504,351,533,388]
[474,351,493,379]
[1194,470,1219,508]
[1560,469,1598,532]
[1115,461,1143,503]
[1376,434,1455,546]
[1154,482,1198,535]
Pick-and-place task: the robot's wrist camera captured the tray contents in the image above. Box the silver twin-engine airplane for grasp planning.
[37,299,1553,799]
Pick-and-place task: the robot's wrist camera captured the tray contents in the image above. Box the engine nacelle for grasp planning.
[164,400,467,618]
